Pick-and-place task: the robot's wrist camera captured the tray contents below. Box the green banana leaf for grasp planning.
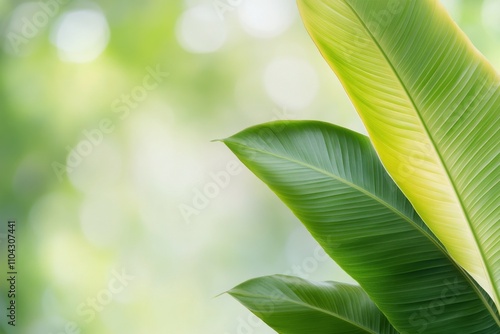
[228,275,398,334]
[296,0,500,310]
[223,121,499,333]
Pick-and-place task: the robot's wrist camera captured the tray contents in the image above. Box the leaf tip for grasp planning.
[212,290,230,299]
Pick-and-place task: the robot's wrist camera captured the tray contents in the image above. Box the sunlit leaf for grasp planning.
[223,121,499,333]
[297,0,500,310]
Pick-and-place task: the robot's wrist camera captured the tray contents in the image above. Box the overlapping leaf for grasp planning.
[297,0,500,309]
[223,121,499,333]
[229,275,398,334]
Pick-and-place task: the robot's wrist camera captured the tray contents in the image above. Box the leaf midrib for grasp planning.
[340,0,496,304]
[227,140,451,258]
[230,290,379,334]
[225,139,500,324]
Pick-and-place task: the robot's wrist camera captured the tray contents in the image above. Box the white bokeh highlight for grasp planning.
[439,0,461,21]
[238,0,295,38]
[482,0,500,33]
[176,5,227,54]
[51,8,110,63]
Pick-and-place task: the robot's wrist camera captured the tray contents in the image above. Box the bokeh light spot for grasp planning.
[238,0,295,38]
[50,8,110,63]
[482,0,500,33]
[440,0,461,21]
[176,5,227,54]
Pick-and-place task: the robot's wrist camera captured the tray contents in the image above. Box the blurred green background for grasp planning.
[0,0,498,333]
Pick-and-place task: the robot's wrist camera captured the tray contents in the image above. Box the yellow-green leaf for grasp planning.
[297,0,500,310]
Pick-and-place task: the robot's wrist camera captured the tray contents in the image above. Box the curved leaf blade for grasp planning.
[223,121,499,333]
[229,275,398,334]
[296,0,500,309]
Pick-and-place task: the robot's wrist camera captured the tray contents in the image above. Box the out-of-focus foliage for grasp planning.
[0,0,497,333]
